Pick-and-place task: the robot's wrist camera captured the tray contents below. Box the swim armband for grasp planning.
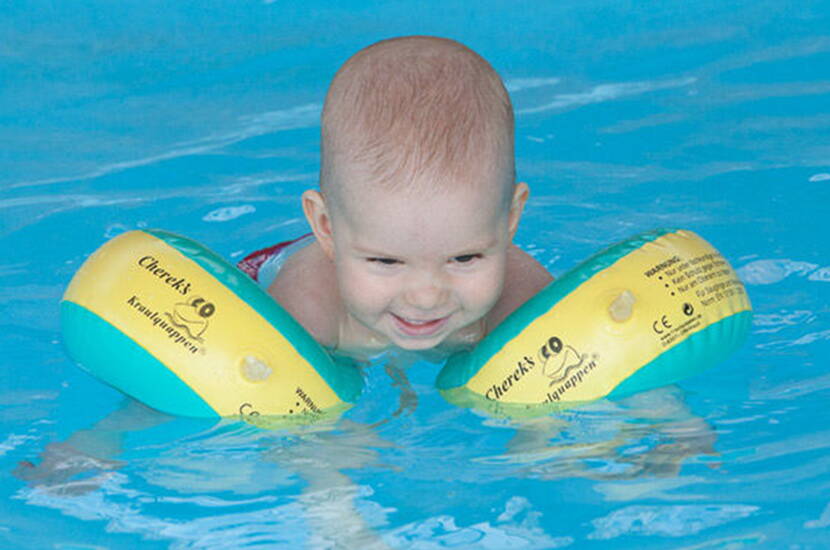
[436,229,752,414]
[61,230,363,422]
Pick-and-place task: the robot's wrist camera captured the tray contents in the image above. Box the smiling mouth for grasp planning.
[391,313,450,337]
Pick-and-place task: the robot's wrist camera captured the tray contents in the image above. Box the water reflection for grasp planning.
[14,398,395,549]
[12,367,733,548]
[476,386,719,483]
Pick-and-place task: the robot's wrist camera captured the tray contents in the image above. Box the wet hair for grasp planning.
[320,36,515,202]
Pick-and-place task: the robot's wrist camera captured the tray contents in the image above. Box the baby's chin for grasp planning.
[390,322,483,353]
[387,329,456,353]
[337,313,483,356]
[392,337,446,352]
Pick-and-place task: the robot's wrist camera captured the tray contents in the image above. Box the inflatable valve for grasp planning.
[609,290,636,323]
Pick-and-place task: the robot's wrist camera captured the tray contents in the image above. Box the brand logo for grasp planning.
[167,296,216,341]
[537,336,587,386]
[539,335,600,403]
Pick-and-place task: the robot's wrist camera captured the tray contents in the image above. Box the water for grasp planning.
[2,1,830,548]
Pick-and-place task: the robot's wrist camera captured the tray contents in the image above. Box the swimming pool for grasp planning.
[2,0,830,548]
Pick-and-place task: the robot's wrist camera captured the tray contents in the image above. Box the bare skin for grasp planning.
[270,239,552,357]
[265,36,553,358]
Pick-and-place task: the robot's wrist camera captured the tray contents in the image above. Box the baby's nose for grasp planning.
[404,271,449,311]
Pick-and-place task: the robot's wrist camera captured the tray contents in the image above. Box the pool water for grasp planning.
[3,1,830,548]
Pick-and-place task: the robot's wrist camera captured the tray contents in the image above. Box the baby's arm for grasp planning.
[15,399,171,494]
[268,241,342,347]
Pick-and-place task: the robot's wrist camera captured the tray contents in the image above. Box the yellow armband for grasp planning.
[436,229,751,416]
[61,230,363,426]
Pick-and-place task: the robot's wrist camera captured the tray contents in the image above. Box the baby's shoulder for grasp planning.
[505,244,553,286]
[266,241,341,347]
[487,245,554,328]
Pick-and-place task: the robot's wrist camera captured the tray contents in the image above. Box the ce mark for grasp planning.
[652,315,673,334]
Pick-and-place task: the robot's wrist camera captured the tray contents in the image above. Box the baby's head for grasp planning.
[303,36,529,351]
[320,35,515,204]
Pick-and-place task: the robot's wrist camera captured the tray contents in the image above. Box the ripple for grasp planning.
[757,326,830,349]
[0,433,37,457]
[505,77,561,93]
[751,373,830,401]
[587,504,759,539]
[808,173,830,182]
[808,267,830,282]
[805,501,830,529]
[16,474,312,549]
[674,534,767,549]
[517,77,697,115]
[600,113,688,135]
[0,262,29,277]
[389,497,573,549]
[787,329,830,347]
[0,193,147,234]
[0,284,63,304]
[10,103,320,189]
[736,259,819,285]
[0,194,143,210]
[103,223,130,239]
[219,173,312,195]
[202,205,256,223]
[752,310,814,333]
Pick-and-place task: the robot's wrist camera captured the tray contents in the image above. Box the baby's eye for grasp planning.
[367,257,401,266]
[452,254,483,264]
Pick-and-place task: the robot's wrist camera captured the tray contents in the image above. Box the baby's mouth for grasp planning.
[391,313,450,337]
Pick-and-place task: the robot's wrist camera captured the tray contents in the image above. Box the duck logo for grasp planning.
[537,336,587,386]
[168,296,216,341]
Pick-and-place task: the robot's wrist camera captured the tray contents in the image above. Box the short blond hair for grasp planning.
[321,36,514,199]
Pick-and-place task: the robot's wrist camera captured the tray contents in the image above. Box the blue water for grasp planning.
[3,1,830,548]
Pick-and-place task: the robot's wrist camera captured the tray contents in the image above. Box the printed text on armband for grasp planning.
[544,357,599,402]
[126,295,200,354]
[295,387,322,414]
[138,256,192,295]
[485,356,537,400]
[645,256,681,278]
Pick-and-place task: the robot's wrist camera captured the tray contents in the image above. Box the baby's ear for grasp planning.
[302,190,335,259]
[508,182,530,238]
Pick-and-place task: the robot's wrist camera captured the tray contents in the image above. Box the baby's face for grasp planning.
[322,180,521,351]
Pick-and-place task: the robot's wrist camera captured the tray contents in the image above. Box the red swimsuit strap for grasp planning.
[236,233,312,282]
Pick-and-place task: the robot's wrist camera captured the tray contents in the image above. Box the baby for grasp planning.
[268,36,552,356]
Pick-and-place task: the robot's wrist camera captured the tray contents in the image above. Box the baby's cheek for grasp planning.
[459,269,504,311]
[339,268,393,312]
